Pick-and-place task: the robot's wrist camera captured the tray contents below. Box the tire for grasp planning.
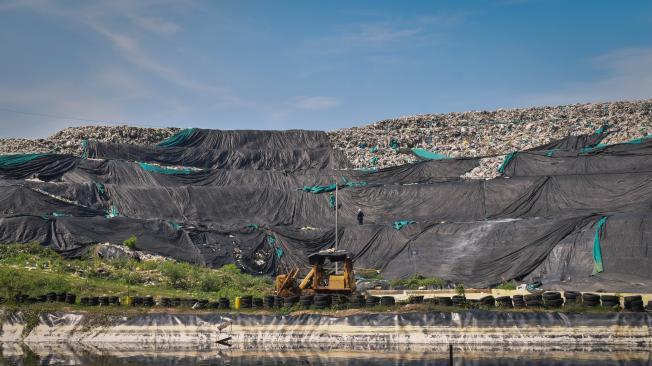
[436,297,453,306]
[564,291,580,298]
[380,296,395,306]
[544,298,564,308]
[332,294,349,305]
[583,300,599,307]
[252,298,263,308]
[56,292,66,302]
[524,294,542,302]
[274,296,284,308]
[624,295,642,302]
[582,293,599,302]
[366,295,380,307]
[283,296,299,307]
[89,297,99,306]
[479,296,495,307]
[300,295,314,302]
[65,293,76,305]
[601,301,619,309]
[628,299,644,307]
[408,296,424,304]
[600,295,619,302]
[543,292,561,300]
[80,297,89,306]
[314,294,332,304]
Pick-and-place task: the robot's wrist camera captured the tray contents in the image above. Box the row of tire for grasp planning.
[14,293,76,305]
[10,291,652,312]
[440,292,652,312]
[236,294,398,310]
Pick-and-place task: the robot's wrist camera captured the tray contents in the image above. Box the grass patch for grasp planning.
[0,243,273,302]
[389,274,444,289]
[494,280,518,290]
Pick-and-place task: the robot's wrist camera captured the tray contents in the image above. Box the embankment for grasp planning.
[2,310,651,346]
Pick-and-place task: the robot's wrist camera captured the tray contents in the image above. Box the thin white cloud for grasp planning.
[0,0,242,108]
[344,24,421,43]
[130,15,180,35]
[526,47,652,105]
[294,96,341,110]
[336,13,467,46]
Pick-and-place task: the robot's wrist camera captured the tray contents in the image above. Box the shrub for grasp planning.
[123,235,137,250]
[390,274,444,289]
[199,272,221,292]
[159,261,190,289]
[455,283,465,296]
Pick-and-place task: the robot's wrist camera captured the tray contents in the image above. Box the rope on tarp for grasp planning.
[592,216,608,276]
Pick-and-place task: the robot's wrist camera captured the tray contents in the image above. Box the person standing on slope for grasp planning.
[357,209,364,225]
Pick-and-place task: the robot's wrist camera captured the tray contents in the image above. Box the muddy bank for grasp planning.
[2,310,651,346]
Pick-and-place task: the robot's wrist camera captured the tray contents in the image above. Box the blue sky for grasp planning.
[0,0,651,138]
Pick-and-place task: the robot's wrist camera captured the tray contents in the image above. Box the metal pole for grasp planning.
[449,344,453,366]
[335,182,338,274]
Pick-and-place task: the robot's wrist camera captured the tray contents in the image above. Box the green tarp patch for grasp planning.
[411,148,450,160]
[0,153,48,168]
[157,128,197,147]
[592,216,608,275]
[138,162,195,175]
[498,151,518,174]
[393,220,415,230]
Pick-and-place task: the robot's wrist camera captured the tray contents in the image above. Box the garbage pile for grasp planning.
[1,100,652,292]
[328,99,652,178]
[0,125,178,155]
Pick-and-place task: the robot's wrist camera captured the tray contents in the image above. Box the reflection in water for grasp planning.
[1,343,651,366]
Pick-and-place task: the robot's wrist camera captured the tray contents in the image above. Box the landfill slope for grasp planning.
[0,101,651,291]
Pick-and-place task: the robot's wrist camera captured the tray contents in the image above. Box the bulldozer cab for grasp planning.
[275,250,356,297]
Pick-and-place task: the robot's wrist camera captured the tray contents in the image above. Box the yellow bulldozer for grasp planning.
[275,250,356,297]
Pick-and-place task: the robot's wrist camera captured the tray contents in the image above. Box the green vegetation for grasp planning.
[356,268,384,280]
[494,280,517,290]
[0,243,273,301]
[455,283,465,296]
[389,274,444,289]
[122,235,137,250]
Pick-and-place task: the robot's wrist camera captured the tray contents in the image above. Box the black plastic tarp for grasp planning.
[1,129,652,291]
[85,140,352,171]
[503,139,652,176]
[158,128,334,150]
[526,132,608,152]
